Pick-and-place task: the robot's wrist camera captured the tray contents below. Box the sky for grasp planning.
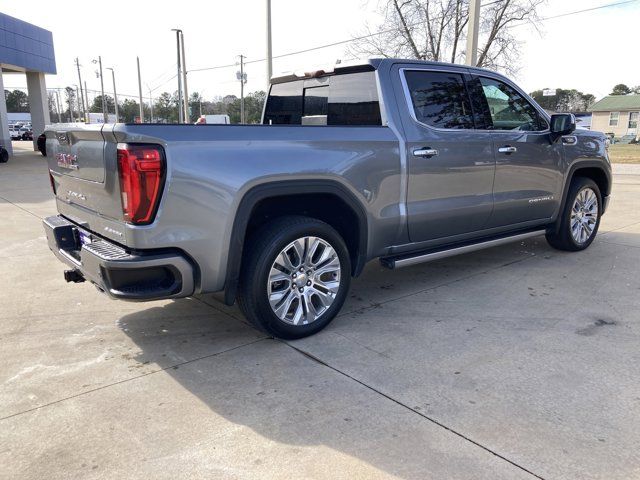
[2,0,639,103]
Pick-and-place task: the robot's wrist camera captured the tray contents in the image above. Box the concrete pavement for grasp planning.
[1,142,639,479]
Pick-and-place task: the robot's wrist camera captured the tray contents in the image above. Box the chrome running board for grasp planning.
[381,230,546,269]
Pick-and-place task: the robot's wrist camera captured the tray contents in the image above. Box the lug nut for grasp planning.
[299,287,304,293]
[300,267,304,272]
[307,281,311,286]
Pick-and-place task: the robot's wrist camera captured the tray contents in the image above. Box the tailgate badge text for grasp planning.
[56,153,79,170]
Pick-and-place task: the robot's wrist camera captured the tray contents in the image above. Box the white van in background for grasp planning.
[195,114,231,125]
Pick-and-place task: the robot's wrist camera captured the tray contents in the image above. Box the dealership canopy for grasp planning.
[0,13,56,155]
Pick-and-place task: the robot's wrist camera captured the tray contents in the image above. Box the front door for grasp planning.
[471,75,564,227]
[628,112,639,136]
[396,66,496,243]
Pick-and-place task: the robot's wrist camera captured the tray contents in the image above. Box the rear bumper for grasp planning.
[43,215,195,301]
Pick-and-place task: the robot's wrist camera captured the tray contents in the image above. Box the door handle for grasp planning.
[498,146,517,154]
[413,147,439,157]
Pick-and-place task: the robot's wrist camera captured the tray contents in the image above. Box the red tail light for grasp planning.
[116,143,165,225]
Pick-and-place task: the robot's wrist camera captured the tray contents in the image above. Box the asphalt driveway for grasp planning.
[1,142,639,479]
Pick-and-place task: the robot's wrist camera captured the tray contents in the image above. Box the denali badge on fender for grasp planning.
[56,152,79,170]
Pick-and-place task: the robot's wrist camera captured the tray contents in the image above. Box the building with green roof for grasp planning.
[589,95,640,140]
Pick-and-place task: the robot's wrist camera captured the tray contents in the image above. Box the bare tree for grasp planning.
[349,0,544,74]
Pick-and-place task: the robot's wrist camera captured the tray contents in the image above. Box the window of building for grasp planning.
[609,112,620,127]
[628,112,638,129]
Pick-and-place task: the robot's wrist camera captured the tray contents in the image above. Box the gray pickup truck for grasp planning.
[43,58,611,339]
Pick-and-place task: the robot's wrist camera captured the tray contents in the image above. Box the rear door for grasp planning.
[394,65,496,243]
[471,75,564,227]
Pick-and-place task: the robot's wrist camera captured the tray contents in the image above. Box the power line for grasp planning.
[187,0,639,74]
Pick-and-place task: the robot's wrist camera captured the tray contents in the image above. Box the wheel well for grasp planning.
[573,167,609,197]
[245,193,363,274]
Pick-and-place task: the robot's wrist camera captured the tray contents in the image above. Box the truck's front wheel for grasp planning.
[238,216,351,339]
[546,177,602,251]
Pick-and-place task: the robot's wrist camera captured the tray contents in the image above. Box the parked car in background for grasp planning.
[9,125,22,140]
[42,58,612,339]
[37,133,46,156]
[21,128,33,141]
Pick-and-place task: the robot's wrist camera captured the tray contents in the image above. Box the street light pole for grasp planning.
[171,29,184,123]
[53,89,62,123]
[266,0,273,87]
[107,68,119,122]
[75,58,87,121]
[148,87,154,123]
[73,85,82,121]
[180,31,189,122]
[94,56,107,123]
[465,0,481,66]
[137,57,144,123]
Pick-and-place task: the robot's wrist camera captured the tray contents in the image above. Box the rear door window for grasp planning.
[403,70,474,129]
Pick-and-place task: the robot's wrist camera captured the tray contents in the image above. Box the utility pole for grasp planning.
[137,57,144,123]
[180,31,189,122]
[266,0,273,87]
[75,58,87,121]
[237,54,247,124]
[465,0,481,66]
[93,56,107,123]
[107,68,119,122]
[171,29,184,123]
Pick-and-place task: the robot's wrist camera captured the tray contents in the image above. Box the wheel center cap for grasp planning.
[295,272,308,287]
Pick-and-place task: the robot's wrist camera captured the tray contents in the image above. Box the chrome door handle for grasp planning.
[498,146,517,154]
[413,147,439,157]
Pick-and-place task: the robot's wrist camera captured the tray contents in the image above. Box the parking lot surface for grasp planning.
[1,142,639,479]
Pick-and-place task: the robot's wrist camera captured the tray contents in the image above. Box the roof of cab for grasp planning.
[269,57,502,84]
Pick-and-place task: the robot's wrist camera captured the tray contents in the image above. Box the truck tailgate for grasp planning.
[46,124,124,232]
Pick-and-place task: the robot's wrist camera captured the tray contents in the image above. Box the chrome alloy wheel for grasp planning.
[267,236,341,325]
[570,187,599,244]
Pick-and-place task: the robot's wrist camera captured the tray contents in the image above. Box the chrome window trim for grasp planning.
[399,66,551,135]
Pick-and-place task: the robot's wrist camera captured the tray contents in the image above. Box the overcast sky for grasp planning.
[2,0,639,102]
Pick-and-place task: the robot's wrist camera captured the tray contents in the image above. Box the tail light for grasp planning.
[116,143,165,225]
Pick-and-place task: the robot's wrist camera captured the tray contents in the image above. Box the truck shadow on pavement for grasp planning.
[113,231,640,478]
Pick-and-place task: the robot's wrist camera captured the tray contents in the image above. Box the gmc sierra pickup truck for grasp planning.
[43,58,612,339]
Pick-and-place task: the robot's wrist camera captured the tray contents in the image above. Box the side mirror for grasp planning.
[550,113,576,141]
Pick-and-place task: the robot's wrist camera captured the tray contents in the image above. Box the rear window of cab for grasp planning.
[263,71,382,126]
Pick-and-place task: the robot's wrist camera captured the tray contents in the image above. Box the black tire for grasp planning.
[0,148,8,163]
[546,177,602,251]
[237,215,351,339]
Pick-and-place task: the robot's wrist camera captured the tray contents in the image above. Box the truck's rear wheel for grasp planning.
[546,177,601,251]
[238,216,351,339]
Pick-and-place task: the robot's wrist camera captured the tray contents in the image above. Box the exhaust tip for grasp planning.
[64,269,85,283]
